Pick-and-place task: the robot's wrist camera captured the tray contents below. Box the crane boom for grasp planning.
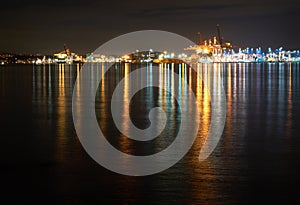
[216,24,222,47]
[197,32,203,45]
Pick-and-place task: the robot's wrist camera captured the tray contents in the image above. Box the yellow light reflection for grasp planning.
[56,63,67,162]
[119,63,132,154]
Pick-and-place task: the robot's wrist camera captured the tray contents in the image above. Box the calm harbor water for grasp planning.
[1,62,300,204]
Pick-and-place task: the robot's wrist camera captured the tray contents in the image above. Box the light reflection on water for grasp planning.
[0,62,299,204]
[93,62,213,158]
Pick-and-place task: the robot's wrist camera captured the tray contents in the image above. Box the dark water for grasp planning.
[1,63,300,204]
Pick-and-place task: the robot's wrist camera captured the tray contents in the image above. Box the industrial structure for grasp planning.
[185,24,234,62]
[183,25,300,63]
[53,44,83,64]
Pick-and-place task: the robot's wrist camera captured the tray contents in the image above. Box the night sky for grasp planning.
[1,0,299,54]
